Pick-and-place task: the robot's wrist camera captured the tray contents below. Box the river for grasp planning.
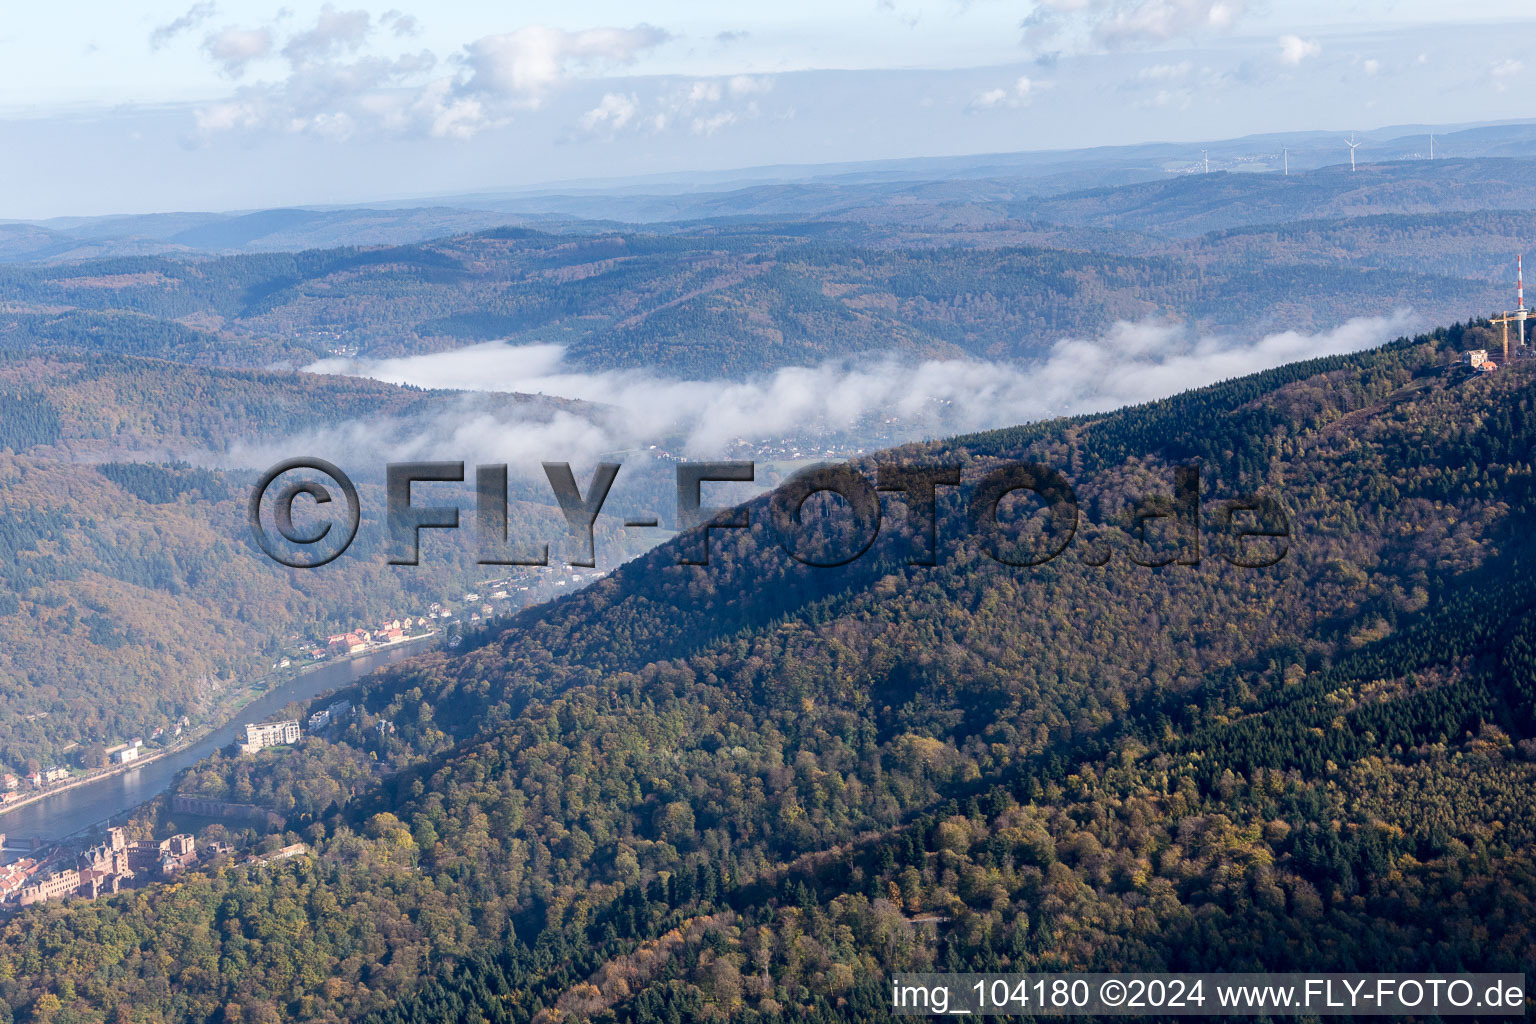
[0,643,429,847]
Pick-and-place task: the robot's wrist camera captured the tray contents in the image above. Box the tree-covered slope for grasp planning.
[2,324,1533,1023]
[0,351,610,772]
[0,211,1512,377]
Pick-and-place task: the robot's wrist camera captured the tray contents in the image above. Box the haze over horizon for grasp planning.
[3,0,1534,218]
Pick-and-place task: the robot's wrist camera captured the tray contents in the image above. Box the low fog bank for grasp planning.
[285,312,1414,473]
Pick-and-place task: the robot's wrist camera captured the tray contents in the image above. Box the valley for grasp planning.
[0,134,1532,1022]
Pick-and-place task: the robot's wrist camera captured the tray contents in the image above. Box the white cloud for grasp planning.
[580,92,639,134]
[1126,59,1200,106]
[728,75,774,96]
[1489,58,1523,91]
[150,1,217,50]
[202,26,275,77]
[687,80,723,105]
[1138,88,1191,110]
[193,46,440,140]
[289,312,1414,473]
[380,10,420,37]
[458,25,671,108]
[413,84,487,140]
[970,75,1033,110]
[1022,0,1245,56]
[692,111,738,136]
[193,98,265,133]
[1093,0,1244,48]
[190,17,670,142]
[282,6,373,66]
[1278,34,1321,65]
[625,74,774,138]
[1137,60,1193,81]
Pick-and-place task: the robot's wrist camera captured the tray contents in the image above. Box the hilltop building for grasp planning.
[80,827,132,877]
[1453,349,1498,376]
[307,699,353,734]
[239,720,301,754]
[127,834,197,877]
[19,869,81,906]
[13,829,200,906]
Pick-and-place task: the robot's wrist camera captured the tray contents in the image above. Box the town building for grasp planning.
[126,834,197,878]
[238,720,301,754]
[0,858,36,901]
[19,869,81,906]
[79,869,124,899]
[79,827,132,877]
[7,829,202,907]
[307,699,352,734]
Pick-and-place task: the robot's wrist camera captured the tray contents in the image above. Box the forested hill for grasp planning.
[3,178,1528,377]
[0,350,600,770]
[4,322,1534,1023]
[357,318,1533,714]
[3,153,1533,258]
[1019,158,1536,236]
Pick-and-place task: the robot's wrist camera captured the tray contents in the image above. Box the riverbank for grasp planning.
[0,632,438,826]
[0,744,184,820]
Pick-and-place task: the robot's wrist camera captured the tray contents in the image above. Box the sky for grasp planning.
[2,1,1533,217]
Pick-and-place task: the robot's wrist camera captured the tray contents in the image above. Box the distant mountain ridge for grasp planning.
[3,119,1535,262]
[2,194,1522,377]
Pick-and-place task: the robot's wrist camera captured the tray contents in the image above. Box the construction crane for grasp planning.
[1489,255,1529,362]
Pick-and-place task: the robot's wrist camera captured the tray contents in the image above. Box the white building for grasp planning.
[239,720,301,754]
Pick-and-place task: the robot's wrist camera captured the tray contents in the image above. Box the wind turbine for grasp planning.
[1429,133,1435,160]
[1202,149,1209,174]
[1282,147,1289,176]
[1346,132,1360,172]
